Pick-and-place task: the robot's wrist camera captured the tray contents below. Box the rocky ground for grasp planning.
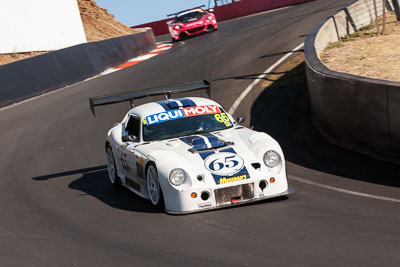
[78,0,141,42]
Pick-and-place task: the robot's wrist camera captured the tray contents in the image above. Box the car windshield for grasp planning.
[175,11,205,23]
[143,110,233,141]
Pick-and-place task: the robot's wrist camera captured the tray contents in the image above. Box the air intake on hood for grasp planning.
[188,141,234,153]
[180,134,233,153]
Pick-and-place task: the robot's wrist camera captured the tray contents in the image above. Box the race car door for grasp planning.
[120,115,142,192]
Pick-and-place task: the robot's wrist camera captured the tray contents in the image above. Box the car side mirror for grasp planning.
[122,135,137,142]
[209,8,214,13]
[236,115,246,123]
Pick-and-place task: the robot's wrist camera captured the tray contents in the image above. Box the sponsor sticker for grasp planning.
[121,154,130,171]
[138,156,146,166]
[198,202,212,208]
[144,105,220,125]
[182,105,219,117]
[219,174,248,185]
[121,142,134,151]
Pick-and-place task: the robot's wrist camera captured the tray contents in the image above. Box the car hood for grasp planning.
[139,127,266,186]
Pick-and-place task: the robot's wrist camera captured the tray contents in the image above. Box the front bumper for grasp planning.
[164,171,293,215]
[166,187,294,214]
[171,22,217,40]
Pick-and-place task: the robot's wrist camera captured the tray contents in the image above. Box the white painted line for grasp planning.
[100,43,173,75]
[288,174,400,203]
[228,42,304,115]
[157,44,173,49]
[101,68,119,75]
[129,54,155,61]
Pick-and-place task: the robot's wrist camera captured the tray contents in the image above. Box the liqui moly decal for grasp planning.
[145,105,220,125]
[182,105,220,117]
[145,110,184,125]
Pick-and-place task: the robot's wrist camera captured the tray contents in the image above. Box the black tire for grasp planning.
[206,25,217,32]
[106,145,121,187]
[146,163,165,209]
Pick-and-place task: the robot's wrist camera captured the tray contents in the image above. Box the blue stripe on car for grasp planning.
[157,99,194,110]
[200,133,225,149]
[219,147,236,154]
[199,150,215,160]
[179,135,208,151]
[179,133,224,151]
[167,100,180,109]
[156,100,170,111]
[176,98,196,107]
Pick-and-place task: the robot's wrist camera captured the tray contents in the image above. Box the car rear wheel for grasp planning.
[106,145,121,187]
[146,163,164,209]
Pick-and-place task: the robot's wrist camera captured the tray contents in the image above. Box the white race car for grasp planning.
[89,81,293,214]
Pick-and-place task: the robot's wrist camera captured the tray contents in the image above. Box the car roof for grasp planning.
[129,97,221,118]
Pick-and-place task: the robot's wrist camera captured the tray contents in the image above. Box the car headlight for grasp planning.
[169,168,186,186]
[206,15,213,22]
[263,150,281,168]
[174,25,182,29]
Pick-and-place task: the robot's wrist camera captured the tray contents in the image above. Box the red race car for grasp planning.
[167,6,218,42]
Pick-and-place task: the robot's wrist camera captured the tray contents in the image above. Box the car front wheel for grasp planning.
[106,145,121,187]
[146,163,164,209]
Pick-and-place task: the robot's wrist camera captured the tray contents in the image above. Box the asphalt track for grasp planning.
[1,0,399,266]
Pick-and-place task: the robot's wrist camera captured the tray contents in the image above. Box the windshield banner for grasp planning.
[144,105,221,125]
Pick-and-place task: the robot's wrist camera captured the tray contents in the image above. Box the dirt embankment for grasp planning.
[320,12,400,82]
[0,0,141,66]
[79,0,141,42]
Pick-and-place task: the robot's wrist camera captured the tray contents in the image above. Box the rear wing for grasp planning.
[167,5,206,17]
[89,80,210,116]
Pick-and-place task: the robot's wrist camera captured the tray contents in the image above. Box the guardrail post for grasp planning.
[392,0,400,20]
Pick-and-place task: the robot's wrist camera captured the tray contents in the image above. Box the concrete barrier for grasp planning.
[305,0,400,162]
[133,0,315,36]
[0,29,156,108]
[0,0,87,53]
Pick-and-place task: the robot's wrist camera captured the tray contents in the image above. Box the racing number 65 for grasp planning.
[209,155,239,171]
[214,113,231,126]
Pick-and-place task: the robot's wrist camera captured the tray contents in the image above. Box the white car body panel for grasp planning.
[105,97,292,214]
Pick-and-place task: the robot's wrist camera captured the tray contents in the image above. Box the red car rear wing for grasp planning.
[167,5,206,17]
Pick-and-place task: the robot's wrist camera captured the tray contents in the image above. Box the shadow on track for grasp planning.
[250,62,400,188]
[32,166,162,213]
